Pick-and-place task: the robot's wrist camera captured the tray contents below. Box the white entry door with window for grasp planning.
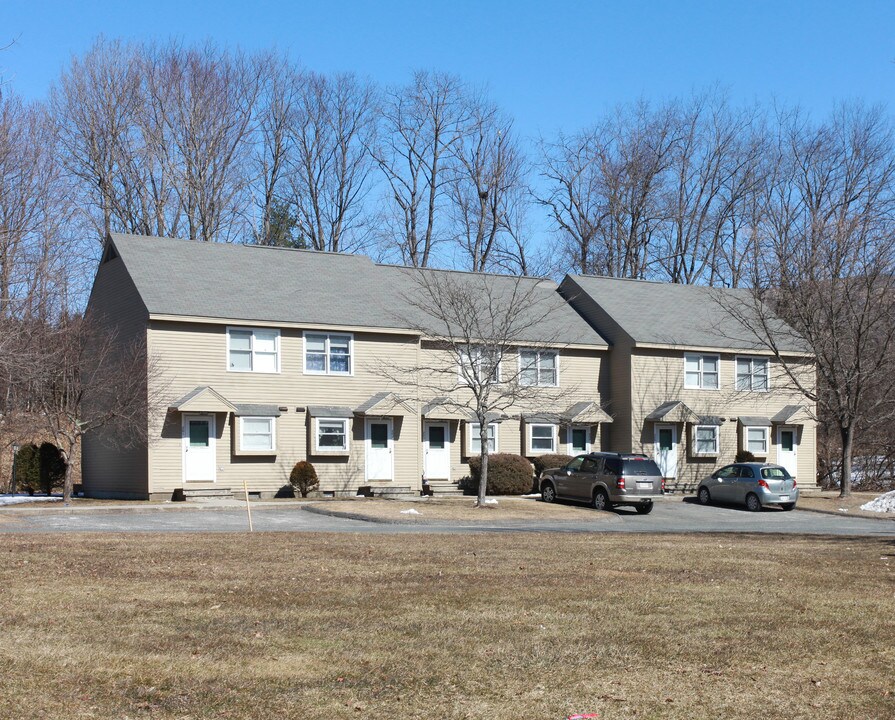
[424,422,451,480]
[568,425,591,455]
[183,415,216,482]
[365,418,394,481]
[654,424,678,478]
[777,426,798,479]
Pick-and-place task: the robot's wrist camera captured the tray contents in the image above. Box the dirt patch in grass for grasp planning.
[1,532,893,719]
[305,495,614,523]
[797,491,895,520]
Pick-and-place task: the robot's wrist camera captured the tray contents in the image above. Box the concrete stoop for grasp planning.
[426,483,465,497]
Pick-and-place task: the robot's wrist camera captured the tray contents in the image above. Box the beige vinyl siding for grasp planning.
[147,322,421,496]
[628,349,817,489]
[81,254,150,499]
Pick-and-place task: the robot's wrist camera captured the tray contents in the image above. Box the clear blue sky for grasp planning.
[2,0,894,141]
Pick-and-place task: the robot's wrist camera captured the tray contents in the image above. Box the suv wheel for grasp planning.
[541,482,556,504]
[635,501,653,515]
[745,493,762,512]
[697,487,711,505]
[592,488,611,511]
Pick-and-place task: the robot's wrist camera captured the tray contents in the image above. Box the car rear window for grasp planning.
[761,467,791,479]
[623,459,661,476]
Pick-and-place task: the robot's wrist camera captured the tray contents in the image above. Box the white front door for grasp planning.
[654,424,678,479]
[183,415,216,482]
[365,418,394,481]
[568,425,591,455]
[424,422,451,480]
[777,426,798,479]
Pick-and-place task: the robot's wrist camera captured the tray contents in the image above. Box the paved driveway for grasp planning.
[1,497,893,536]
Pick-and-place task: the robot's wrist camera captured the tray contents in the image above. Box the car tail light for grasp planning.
[792,478,797,487]
[758,479,770,490]
[616,476,626,489]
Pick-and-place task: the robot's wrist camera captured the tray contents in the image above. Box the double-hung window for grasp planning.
[239,417,275,452]
[469,423,498,454]
[304,333,352,375]
[736,356,769,391]
[745,426,769,455]
[519,349,558,387]
[528,423,557,454]
[693,425,719,455]
[228,328,279,373]
[459,347,501,385]
[316,418,349,452]
[684,354,720,389]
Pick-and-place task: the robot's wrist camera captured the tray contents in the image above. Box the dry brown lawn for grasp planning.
[1,533,893,720]
[797,491,895,520]
[308,496,613,523]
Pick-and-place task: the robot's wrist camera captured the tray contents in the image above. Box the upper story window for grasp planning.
[228,328,280,373]
[684,353,719,390]
[459,347,501,385]
[519,349,558,387]
[304,333,352,375]
[736,356,769,391]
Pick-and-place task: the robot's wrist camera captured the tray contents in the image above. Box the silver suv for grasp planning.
[539,453,664,513]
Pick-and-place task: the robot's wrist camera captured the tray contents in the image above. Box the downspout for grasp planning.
[416,334,422,491]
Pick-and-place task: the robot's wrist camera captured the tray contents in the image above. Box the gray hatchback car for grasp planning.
[697,462,799,511]
[540,452,664,513]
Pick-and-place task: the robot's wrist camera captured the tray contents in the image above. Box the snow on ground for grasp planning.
[860,490,895,513]
[0,494,63,507]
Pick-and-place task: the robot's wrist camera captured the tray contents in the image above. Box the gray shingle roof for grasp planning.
[108,233,605,347]
[566,275,808,353]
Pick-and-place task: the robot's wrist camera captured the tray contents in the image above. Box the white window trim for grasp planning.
[458,347,502,386]
[226,327,281,374]
[527,422,558,455]
[303,331,354,376]
[468,422,499,455]
[743,425,769,456]
[735,355,770,392]
[315,417,350,453]
[683,353,721,390]
[518,348,560,387]
[237,416,277,454]
[567,425,591,455]
[692,424,720,456]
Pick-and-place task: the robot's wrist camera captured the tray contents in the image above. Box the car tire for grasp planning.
[746,493,762,512]
[541,482,556,504]
[635,501,653,515]
[592,488,611,511]
[697,487,711,505]
[781,502,796,511]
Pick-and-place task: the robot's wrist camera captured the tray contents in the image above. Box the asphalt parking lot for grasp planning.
[1,496,893,536]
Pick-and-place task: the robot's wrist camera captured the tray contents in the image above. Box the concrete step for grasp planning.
[426,483,464,496]
[372,485,415,498]
[181,488,233,499]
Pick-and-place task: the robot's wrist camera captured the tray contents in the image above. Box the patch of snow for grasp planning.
[0,494,63,507]
[482,498,498,505]
[399,508,421,515]
[838,508,849,513]
[860,489,895,514]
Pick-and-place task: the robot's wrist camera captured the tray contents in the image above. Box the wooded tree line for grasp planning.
[1,37,894,495]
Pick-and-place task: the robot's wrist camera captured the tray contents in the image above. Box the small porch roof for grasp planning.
[169,386,237,413]
[645,400,699,424]
[421,397,468,420]
[771,405,813,424]
[563,401,613,424]
[354,392,414,417]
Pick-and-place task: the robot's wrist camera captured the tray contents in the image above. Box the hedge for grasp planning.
[532,453,574,477]
[466,453,533,495]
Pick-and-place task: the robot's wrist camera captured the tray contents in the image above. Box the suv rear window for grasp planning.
[622,459,662,476]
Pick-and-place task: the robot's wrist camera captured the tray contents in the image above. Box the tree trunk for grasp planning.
[477,423,489,507]
[839,424,854,499]
[63,458,75,504]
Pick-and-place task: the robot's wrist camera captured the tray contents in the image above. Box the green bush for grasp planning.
[289,460,319,497]
[735,450,756,463]
[467,453,533,495]
[532,453,574,477]
[13,444,40,493]
[39,443,66,494]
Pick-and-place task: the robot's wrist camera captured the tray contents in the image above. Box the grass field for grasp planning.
[1,532,893,719]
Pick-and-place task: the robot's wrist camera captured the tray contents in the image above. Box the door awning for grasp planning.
[771,405,813,424]
[563,401,613,424]
[354,392,414,416]
[421,397,468,420]
[645,400,699,423]
[169,386,237,413]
